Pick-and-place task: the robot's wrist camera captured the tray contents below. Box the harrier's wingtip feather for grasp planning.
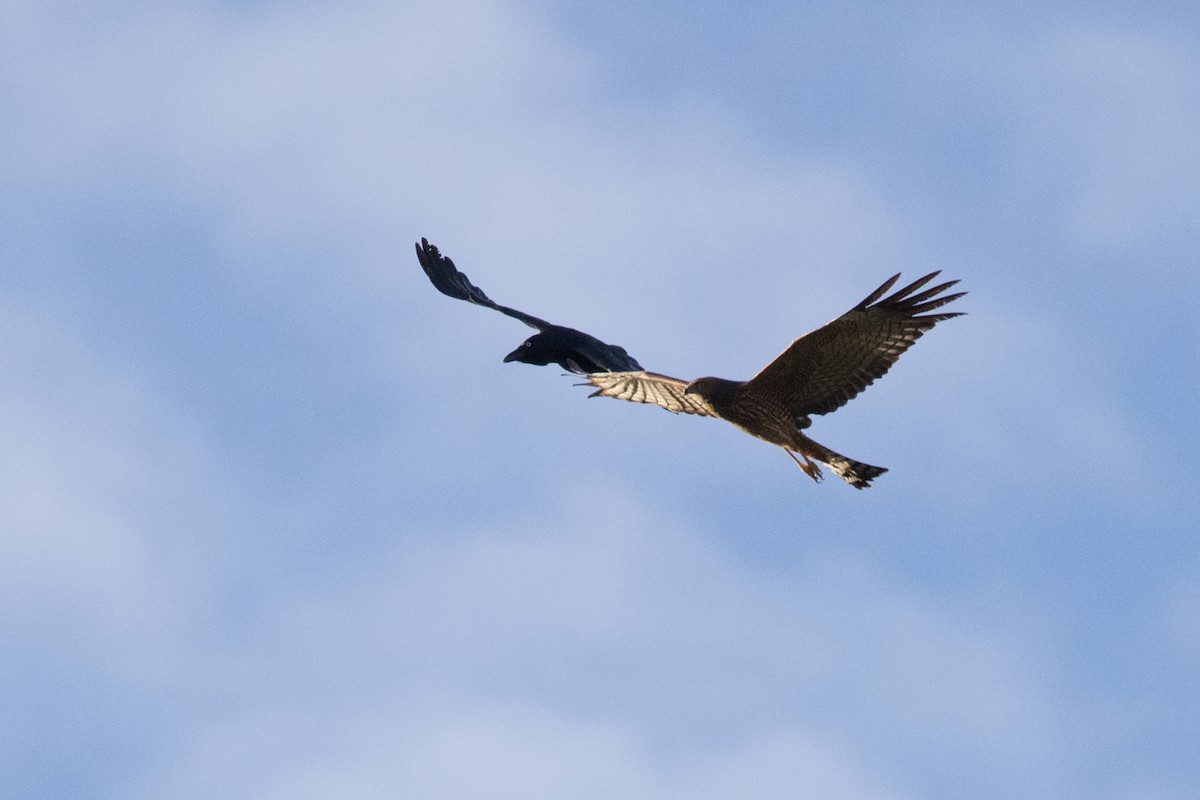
[903,279,960,307]
[909,291,968,315]
[881,271,942,305]
[857,273,902,309]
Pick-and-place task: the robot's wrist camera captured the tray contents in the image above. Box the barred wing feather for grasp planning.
[582,372,718,417]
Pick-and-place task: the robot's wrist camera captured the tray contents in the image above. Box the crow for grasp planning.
[415,238,642,375]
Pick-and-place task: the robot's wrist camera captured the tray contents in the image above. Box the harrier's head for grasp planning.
[684,376,741,406]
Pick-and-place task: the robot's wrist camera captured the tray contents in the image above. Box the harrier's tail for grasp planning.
[794,435,888,489]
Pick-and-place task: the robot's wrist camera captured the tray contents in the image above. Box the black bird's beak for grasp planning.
[503,346,522,363]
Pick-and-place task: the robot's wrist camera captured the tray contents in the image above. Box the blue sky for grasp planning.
[3,0,1198,797]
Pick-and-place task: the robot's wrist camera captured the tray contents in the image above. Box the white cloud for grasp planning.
[1039,27,1200,250]
[898,19,1200,255]
[3,2,1197,798]
[1161,562,1200,666]
[901,301,1164,503]
[112,481,1062,797]
[0,301,211,663]
[137,698,900,800]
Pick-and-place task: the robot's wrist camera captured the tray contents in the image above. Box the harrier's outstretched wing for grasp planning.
[415,238,551,330]
[744,271,965,417]
[582,372,719,417]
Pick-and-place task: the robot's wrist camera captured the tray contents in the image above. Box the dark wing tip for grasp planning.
[909,291,968,316]
[856,273,902,309]
[414,236,499,307]
[414,238,556,332]
[863,271,967,316]
[415,236,436,258]
[415,237,455,281]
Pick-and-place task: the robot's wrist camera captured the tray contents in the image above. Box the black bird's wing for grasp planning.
[415,238,643,374]
[744,271,966,417]
[415,238,552,331]
[582,372,719,417]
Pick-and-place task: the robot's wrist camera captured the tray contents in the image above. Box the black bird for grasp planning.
[415,238,642,374]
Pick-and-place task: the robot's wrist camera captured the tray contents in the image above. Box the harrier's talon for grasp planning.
[786,449,824,483]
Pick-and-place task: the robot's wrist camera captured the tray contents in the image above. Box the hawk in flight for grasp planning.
[415,238,641,374]
[416,238,965,488]
[583,271,965,487]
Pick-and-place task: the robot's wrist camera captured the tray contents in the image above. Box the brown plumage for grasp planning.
[583,271,965,488]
